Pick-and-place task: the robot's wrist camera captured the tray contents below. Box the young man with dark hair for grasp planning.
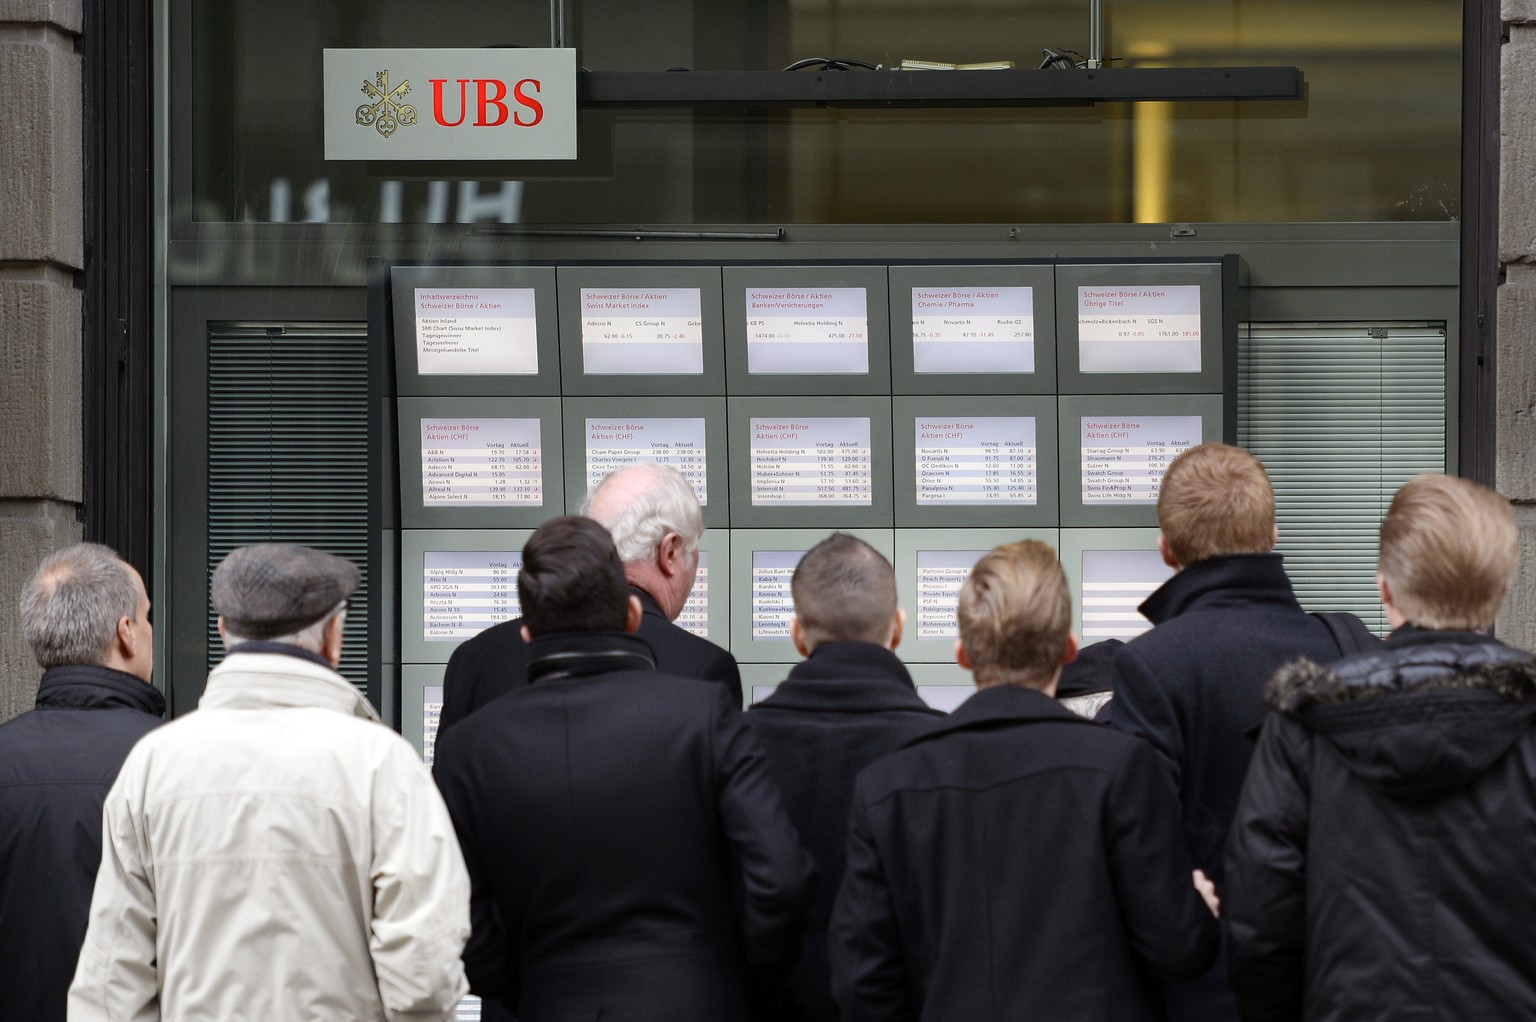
[748,532,942,1020]
[434,516,815,1022]
[1226,475,1536,1021]
[830,539,1218,1022]
[1108,443,1374,1021]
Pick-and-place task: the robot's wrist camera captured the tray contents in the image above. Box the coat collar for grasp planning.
[906,683,1090,747]
[34,663,166,717]
[1139,552,1301,624]
[754,642,940,716]
[200,650,380,722]
[631,584,668,621]
[526,631,658,684]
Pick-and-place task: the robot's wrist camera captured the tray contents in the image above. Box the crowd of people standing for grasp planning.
[2,446,1532,1022]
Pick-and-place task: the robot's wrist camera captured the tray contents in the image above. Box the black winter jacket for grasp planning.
[0,665,165,1022]
[830,684,1218,1022]
[746,642,943,1021]
[433,631,814,1022]
[1225,628,1536,1022]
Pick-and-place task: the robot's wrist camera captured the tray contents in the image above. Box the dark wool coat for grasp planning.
[830,684,1218,1022]
[1226,628,1536,1022]
[433,631,814,1022]
[746,642,944,1021]
[439,584,742,732]
[1108,554,1375,1022]
[0,665,164,1022]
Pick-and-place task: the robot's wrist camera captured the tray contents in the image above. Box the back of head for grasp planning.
[792,532,898,648]
[212,543,360,653]
[519,516,631,634]
[20,543,139,669]
[957,540,1071,688]
[1157,443,1276,566]
[1378,474,1516,631]
[582,462,703,563]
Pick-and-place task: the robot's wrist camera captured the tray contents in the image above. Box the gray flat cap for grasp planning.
[212,543,360,640]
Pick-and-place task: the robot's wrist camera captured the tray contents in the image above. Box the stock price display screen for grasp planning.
[420,418,542,506]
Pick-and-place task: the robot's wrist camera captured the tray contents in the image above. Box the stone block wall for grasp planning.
[0,0,83,721]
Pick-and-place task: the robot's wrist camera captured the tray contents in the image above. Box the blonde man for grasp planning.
[1107,443,1374,1022]
[1226,475,1536,1022]
[830,540,1218,1022]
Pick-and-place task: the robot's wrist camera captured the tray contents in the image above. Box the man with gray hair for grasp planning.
[0,544,162,1022]
[69,543,470,1021]
[441,461,741,731]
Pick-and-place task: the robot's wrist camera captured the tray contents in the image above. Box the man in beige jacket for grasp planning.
[69,544,470,1021]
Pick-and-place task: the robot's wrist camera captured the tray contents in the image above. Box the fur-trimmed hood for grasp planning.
[1264,636,1536,801]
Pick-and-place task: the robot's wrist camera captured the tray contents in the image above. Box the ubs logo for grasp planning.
[355,70,417,137]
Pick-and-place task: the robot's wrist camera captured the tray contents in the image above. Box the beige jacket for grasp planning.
[68,650,470,1021]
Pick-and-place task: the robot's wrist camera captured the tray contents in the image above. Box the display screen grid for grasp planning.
[422,551,521,642]
[413,287,539,376]
[744,287,870,374]
[579,287,705,375]
[1077,284,1202,373]
[915,416,1038,506]
[584,417,709,505]
[911,285,1035,374]
[676,550,710,638]
[915,549,987,640]
[1080,549,1174,641]
[1080,415,1202,505]
[750,550,802,640]
[420,418,542,506]
[749,417,873,506]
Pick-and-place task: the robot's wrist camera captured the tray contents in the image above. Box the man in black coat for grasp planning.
[433,516,815,1022]
[830,539,1219,1022]
[0,543,163,1022]
[747,532,943,1021]
[440,461,741,731]
[1226,475,1536,1022]
[1107,444,1374,1021]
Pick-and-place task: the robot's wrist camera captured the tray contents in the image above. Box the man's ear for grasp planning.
[115,615,140,662]
[217,616,228,644]
[1157,535,1182,571]
[1060,631,1080,667]
[657,532,685,578]
[322,614,345,669]
[954,638,972,671]
[520,624,533,645]
[790,616,812,658]
[1270,523,1281,551]
[888,608,906,652]
[624,594,643,635]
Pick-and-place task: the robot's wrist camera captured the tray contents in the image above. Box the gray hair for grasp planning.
[222,600,347,655]
[20,543,140,669]
[582,462,703,563]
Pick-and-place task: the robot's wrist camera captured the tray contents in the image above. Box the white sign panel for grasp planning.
[1077,284,1203,373]
[415,288,539,375]
[324,48,577,161]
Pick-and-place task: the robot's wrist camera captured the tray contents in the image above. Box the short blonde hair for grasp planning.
[1157,444,1276,566]
[957,540,1070,688]
[1378,474,1516,631]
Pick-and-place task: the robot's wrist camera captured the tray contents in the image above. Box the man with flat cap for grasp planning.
[70,543,471,1022]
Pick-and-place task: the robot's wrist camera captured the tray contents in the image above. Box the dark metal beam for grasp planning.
[579,67,1305,109]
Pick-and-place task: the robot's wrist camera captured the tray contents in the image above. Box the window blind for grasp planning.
[206,323,372,693]
[1237,322,1447,634]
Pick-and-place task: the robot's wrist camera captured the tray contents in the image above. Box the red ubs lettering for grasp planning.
[430,77,545,128]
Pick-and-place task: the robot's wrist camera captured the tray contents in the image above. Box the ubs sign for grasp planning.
[324,48,577,161]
